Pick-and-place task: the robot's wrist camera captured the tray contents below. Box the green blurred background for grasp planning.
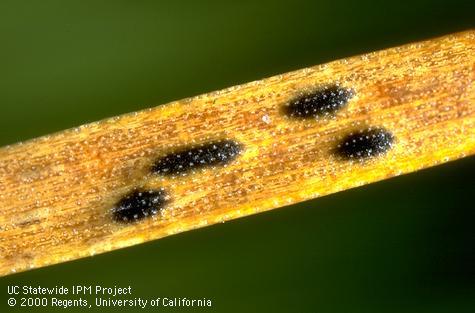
[1,0,474,312]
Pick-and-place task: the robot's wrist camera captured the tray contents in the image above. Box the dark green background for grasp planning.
[1,1,474,312]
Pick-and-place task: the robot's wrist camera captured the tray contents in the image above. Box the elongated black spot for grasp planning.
[284,85,354,118]
[335,128,394,160]
[112,189,167,222]
[152,139,242,176]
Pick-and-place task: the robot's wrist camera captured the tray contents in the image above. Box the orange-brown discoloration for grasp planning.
[0,30,474,276]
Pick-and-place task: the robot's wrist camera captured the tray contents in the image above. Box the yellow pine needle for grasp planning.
[0,30,474,276]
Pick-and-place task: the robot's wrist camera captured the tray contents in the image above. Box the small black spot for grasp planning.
[335,128,394,160]
[283,85,354,118]
[17,218,41,227]
[112,189,168,222]
[152,139,242,176]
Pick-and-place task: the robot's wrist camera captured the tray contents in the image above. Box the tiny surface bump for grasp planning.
[284,85,354,118]
[152,139,242,176]
[335,128,394,160]
[112,189,168,222]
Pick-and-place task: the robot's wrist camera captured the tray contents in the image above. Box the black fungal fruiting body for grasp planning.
[152,139,242,176]
[284,85,354,118]
[112,189,167,222]
[336,128,394,160]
